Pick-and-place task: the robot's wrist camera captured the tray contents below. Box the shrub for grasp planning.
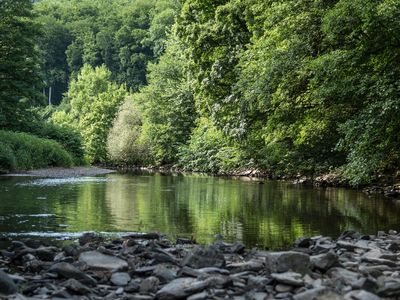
[107,97,151,165]
[0,130,74,171]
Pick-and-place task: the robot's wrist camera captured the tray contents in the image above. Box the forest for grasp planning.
[1,0,399,185]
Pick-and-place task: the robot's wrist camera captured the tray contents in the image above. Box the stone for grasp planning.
[125,281,140,293]
[140,276,159,293]
[156,277,207,300]
[310,251,338,271]
[275,284,293,293]
[187,291,208,300]
[49,262,97,286]
[79,232,103,246]
[295,237,313,248]
[293,287,342,300]
[62,278,92,295]
[377,278,400,297]
[227,260,264,273]
[153,265,176,283]
[271,272,304,286]
[327,268,361,287]
[110,272,131,286]
[79,251,128,271]
[0,269,18,295]
[265,251,310,274]
[344,290,380,300]
[182,246,225,269]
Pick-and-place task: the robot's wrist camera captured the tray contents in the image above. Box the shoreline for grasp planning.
[0,230,399,299]
[0,166,116,178]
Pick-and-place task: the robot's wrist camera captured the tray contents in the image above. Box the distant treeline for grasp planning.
[1,0,399,185]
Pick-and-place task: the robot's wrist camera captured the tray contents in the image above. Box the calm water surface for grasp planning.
[0,172,399,249]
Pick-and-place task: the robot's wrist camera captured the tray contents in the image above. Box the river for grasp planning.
[0,171,398,249]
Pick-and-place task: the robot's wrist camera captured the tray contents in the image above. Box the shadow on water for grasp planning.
[0,171,399,249]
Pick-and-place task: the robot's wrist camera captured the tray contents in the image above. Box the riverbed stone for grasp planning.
[140,276,159,293]
[265,251,310,274]
[110,272,131,286]
[182,246,225,269]
[344,290,380,300]
[79,251,128,271]
[0,269,18,295]
[311,251,338,271]
[271,272,304,286]
[156,277,207,300]
[62,278,92,295]
[49,262,97,286]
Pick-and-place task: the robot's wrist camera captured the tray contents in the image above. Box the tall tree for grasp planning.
[0,0,43,129]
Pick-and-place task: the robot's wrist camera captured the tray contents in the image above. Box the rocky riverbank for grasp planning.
[1,231,400,299]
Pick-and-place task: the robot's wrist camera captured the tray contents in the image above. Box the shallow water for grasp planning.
[0,171,399,249]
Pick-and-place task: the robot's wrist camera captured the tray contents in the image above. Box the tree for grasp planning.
[0,0,43,129]
[64,65,127,163]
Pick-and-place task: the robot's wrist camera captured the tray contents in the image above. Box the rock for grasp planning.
[0,269,18,295]
[271,272,304,286]
[49,262,97,286]
[275,284,293,292]
[327,267,361,287]
[187,291,208,300]
[344,290,380,300]
[110,272,131,286]
[156,277,207,300]
[293,287,341,300]
[35,247,57,261]
[227,260,264,273]
[62,278,92,295]
[310,251,338,271]
[153,265,176,283]
[213,241,245,254]
[78,232,103,246]
[377,278,400,297]
[125,281,140,293]
[182,246,225,269]
[124,232,161,240]
[265,251,310,274]
[295,237,313,248]
[140,276,159,293]
[79,251,128,271]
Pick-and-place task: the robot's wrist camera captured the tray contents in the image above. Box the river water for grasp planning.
[0,171,399,249]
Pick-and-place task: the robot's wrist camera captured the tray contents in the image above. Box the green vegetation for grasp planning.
[1,0,399,184]
[0,131,73,172]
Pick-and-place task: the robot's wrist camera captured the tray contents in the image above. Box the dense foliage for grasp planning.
[1,0,399,184]
[0,131,74,172]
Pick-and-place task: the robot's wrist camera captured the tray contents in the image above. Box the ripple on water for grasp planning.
[16,177,114,187]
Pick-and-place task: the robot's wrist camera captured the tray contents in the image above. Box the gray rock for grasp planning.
[140,276,159,293]
[153,265,176,283]
[0,269,18,295]
[271,272,304,286]
[310,251,338,271]
[79,232,103,246]
[182,246,225,269]
[327,267,361,287]
[49,262,97,286]
[110,272,131,286]
[344,290,380,300]
[265,251,310,274]
[62,278,92,295]
[187,291,208,300]
[293,287,341,300]
[275,284,293,293]
[227,260,264,273]
[79,251,128,271]
[377,278,400,297]
[156,277,207,300]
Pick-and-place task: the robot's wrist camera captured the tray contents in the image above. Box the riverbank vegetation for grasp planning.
[1,0,399,185]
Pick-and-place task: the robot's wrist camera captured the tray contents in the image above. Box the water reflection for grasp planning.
[0,172,399,249]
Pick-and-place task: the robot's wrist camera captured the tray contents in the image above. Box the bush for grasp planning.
[0,130,74,171]
[107,98,151,165]
[178,118,242,173]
